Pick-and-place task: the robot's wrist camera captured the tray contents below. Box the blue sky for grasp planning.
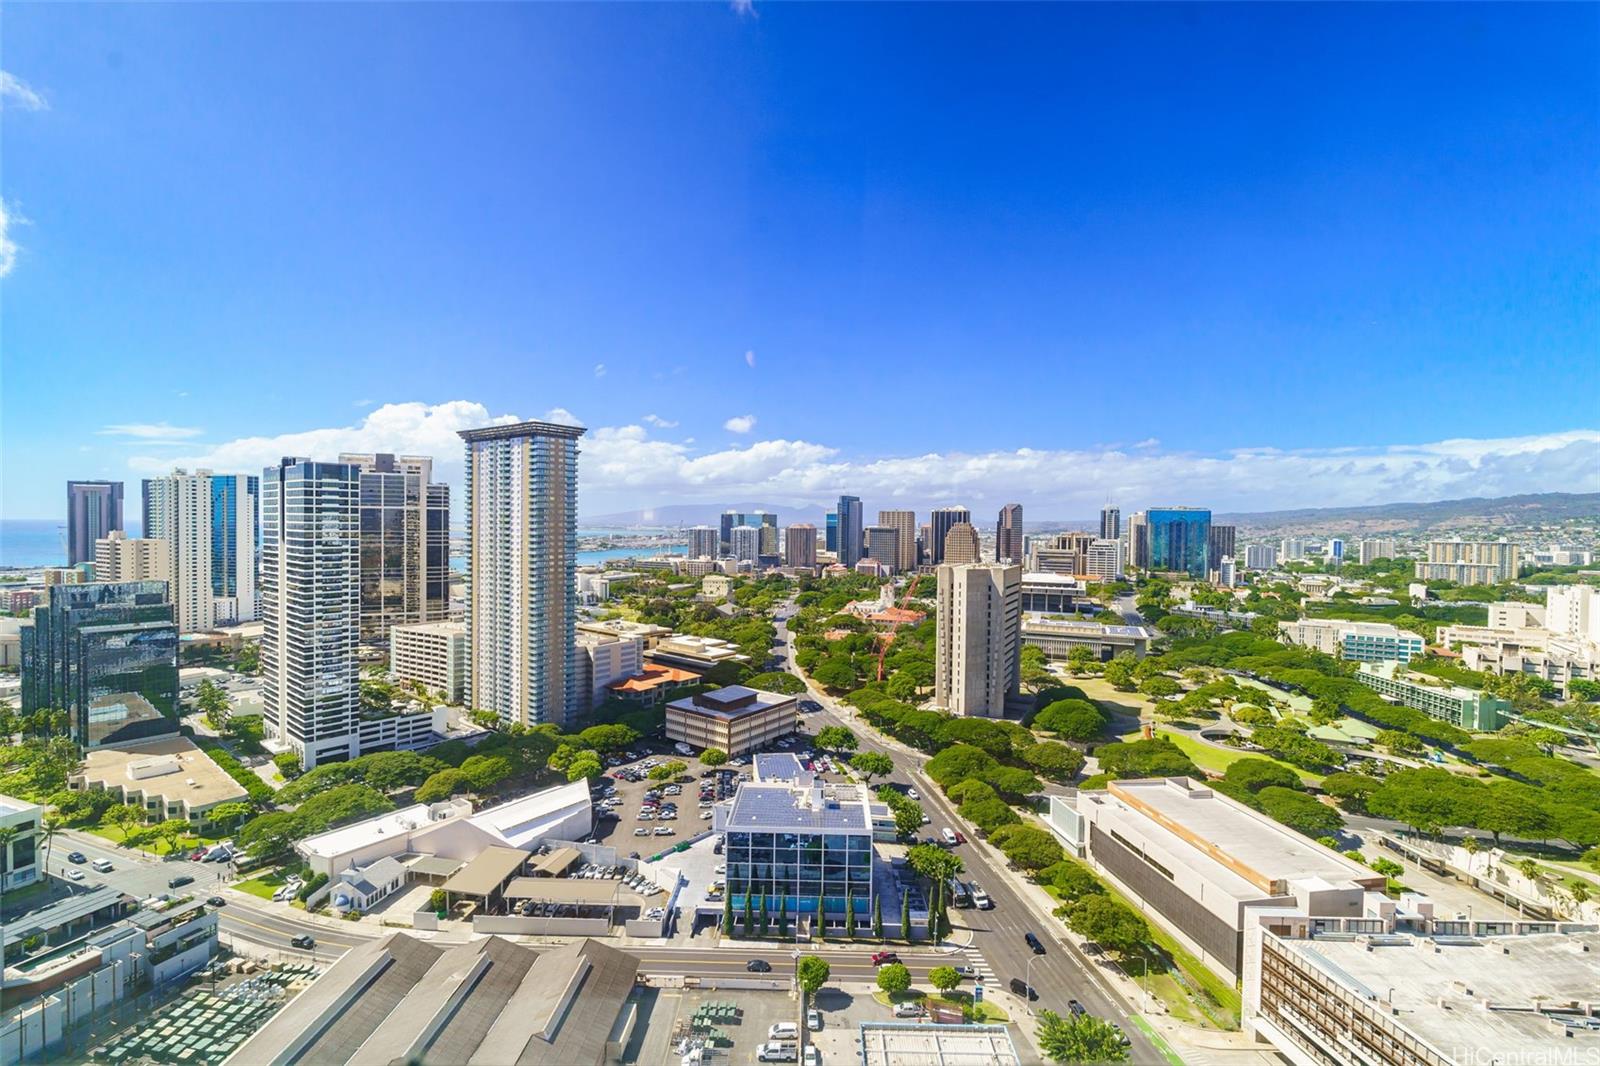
[3,3,1596,521]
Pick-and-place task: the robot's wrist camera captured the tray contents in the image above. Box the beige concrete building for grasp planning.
[389,620,467,704]
[94,531,172,583]
[71,737,248,827]
[1415,539,1520,583]
[942,522,981,566]
[574,631,643,711]
[783,524,817,569]
[877,510,917,576]
[664,685,798,755]
[863,525,900,573]
[934,562,1021,717]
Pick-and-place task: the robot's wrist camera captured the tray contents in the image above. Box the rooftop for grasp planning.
[607,663,699,694]
[442,845,530,897]
[458,418,587,442]
[1022,614,1151,638]
[227,933,639,1066]
[297,802,466,859]
[858,1022,1022,1066]
[726,782,868,832]
[75,736,248,808]
[461,778,593,850]
[752,753,807,784]
[668,685,796,721]
[1283,931,1600,1057]
[389,619,465,637]
[1099,778,1381,900]
[0,793,40,818]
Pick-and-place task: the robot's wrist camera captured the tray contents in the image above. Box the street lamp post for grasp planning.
[1023,954,1040,1016]
[1129,955,1150,1012]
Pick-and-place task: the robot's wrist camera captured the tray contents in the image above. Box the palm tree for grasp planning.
[40,815,61,878]
[1460,836,1481,880]
[1515,857,1543,917]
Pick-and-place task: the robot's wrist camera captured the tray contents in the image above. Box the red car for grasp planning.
[871,951,899,966]
[953,831,967,845]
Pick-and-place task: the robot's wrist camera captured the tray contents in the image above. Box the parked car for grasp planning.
[768,1022,798,1040]
[757,1043,797,1063]
[807,1008,822,1030]
[892,1002,926,1018]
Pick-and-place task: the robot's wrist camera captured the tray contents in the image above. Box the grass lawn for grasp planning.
[83,824,227,857]
[1156,728,1322,787]
[1071,677,1156,726]
[1044,881,1241,1031]
[924,994,1008,1023]
[236,868,297,901]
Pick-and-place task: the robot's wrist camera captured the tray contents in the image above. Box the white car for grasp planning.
[906,788,919,800]
[66,868,84,881]
[634,827,650,836]
[700,811,713,820]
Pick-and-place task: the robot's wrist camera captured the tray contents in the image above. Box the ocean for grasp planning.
[2,518,685,571]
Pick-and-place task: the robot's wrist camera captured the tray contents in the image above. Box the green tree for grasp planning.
[1066,646,1098,676]
[1138,675,1181,699]
[195,679,231,731]
[872,894,884,939]
[1033,699,1105,741]
[743,891,754,936]
[814,726,858,755]
[1256,787,1344,837]
[235,811,304,858]
[850,751,894,784]
[1223,758,1302,794]
[415,768,470,803]
[648,760,688,782]
[759,892,770,935]
[811,659,858,692]
[875,962,911,996]
[109,804,145,842]
[990,824,1064,871]
[900,894,912,943]
[1019,644,1052,691]
[845,893,857,938]
[1036,1010,1130,1064]
[1023,741,1086,781]
[565,752,604,782]
[273,751,302,779]
[796,954,831,1005]
[722,894,734,936]
[700,748,729,767]
[1065,895,1150,956]
[777,895,789,938]
[928,965,961,996]
[153,818,190,856]
[1102,654,1137,691]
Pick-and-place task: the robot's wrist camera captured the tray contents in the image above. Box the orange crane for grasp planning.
[874,573,926,681]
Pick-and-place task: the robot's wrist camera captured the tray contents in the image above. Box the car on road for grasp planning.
[971,884,992,909]
[1009,977,1038,1001]
[66,851,87,864]
[953,965,976,979]
[746,959,771,972]
[66,868,84,881]
[1067,999,1085,1016]
[91,858,114,873]
[941,827,958,846]
[906,788,919,800]
[870,951,899,966]
[1024,931,1046,955]
[169,875,195,889]
[207,896,226,907]
[290,935,315,949]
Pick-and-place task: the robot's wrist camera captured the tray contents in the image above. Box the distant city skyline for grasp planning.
[3,4,1597,519]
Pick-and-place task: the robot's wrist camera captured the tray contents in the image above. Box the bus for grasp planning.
[948,878,974,909]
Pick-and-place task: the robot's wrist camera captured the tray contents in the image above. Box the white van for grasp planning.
[941,827,958,846]
[768,1022,799,1041]
[91,858,114,873]
[757,1043,798,1063]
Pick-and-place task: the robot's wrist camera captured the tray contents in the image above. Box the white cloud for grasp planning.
[642,414,679,429]
[0,201,21,278]
[730,0,757,17]
[593,363,607,378]
[0,72,48,112]
[724,415,757,434]
[1134,437,1160,449]
[99,422,205,441]
[353,398,374,408]
[744,349,757,368]
[131,399,1600,522]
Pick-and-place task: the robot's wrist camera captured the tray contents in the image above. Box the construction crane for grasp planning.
[874,573,927,681]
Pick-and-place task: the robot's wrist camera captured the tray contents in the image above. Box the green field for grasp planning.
[236,868,298,901]
[1155,729,1323,787]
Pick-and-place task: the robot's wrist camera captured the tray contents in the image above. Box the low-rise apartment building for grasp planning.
[388,620,466,704]
[1277,618,1425,662]
[1355,661,1512,730]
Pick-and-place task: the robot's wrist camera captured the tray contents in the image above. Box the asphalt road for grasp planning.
[772,599,1157,1060]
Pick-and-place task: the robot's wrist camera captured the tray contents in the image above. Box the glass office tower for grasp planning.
[20,581,180,748]
[1147,507,1212,578]
[723,785,873,919]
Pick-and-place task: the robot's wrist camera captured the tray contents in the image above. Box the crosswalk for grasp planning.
[961,945,998,987]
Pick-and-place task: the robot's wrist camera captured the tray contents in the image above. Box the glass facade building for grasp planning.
[723,784,873,917]
[20,581,179,748]
[1147,507,1212,578]
[340,455,450,643]
[67,481,124,567]
[209,474,259,603]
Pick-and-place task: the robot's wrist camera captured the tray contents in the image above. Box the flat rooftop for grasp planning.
[667,685,795,720]
[859,1022,1022,1066]
[1102,779,1378,899]
[76,736,248,808]
[1022,614,1150,638]
[298,803,449,859]
[390,620,464,637]
[0,794,39,818]
[725,782,867,832]
[1287,931,1600,1057]
[753,753,807,783]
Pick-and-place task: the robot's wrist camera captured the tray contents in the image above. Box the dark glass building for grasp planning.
[1147,507,1212,578]
[20,581,179,748]
[66,481,124,566]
